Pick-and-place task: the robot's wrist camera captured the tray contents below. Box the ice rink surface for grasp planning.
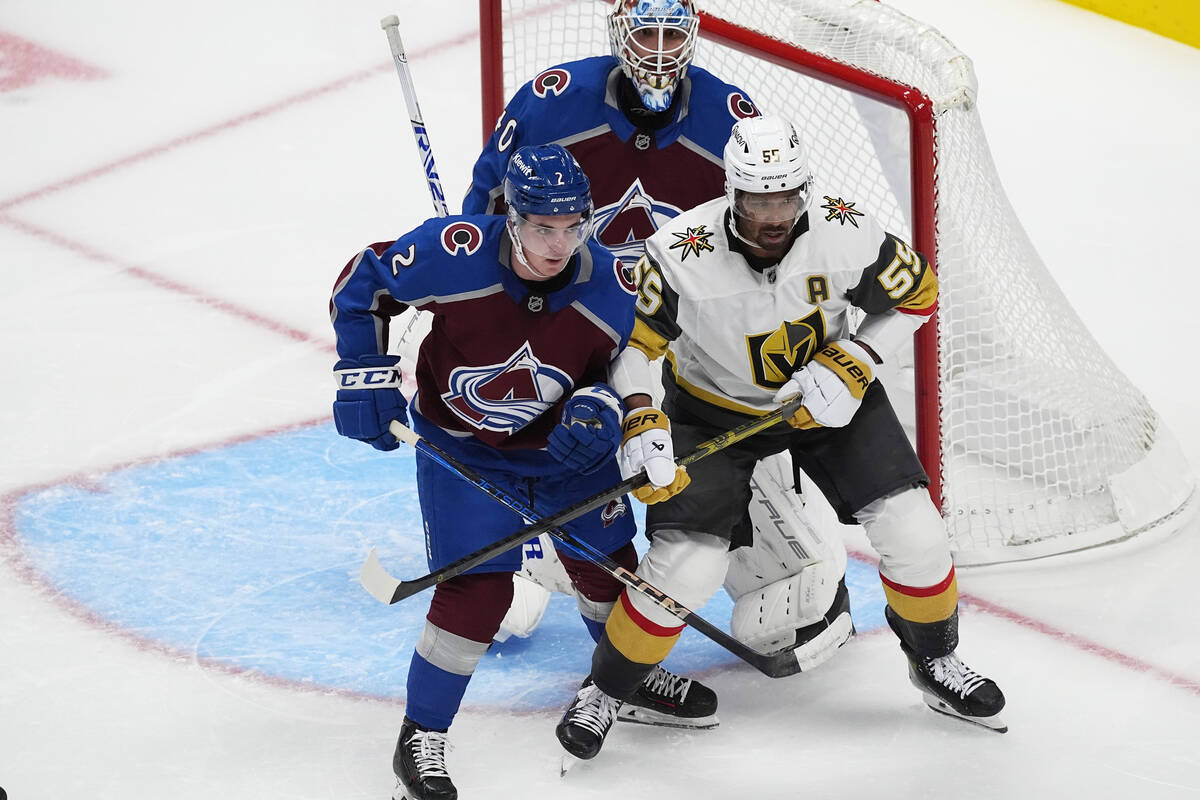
[2,1,1198,797]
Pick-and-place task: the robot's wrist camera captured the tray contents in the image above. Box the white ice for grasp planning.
[1,0,1198,797]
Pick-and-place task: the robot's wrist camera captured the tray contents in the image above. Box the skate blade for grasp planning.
[560,753,579,777]
[616,704,719,730]
[920,692,1008,734]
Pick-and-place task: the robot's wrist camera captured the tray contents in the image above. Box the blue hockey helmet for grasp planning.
[608,0,700,112]
[503,144,593,218]
[503,144,595,272]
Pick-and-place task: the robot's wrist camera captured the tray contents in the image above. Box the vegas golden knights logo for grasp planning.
[745,309,826,390]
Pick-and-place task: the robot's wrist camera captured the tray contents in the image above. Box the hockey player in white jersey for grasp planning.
[555,115,1007,762]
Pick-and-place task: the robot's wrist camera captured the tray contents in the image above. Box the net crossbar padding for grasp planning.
[477,0,1197,565]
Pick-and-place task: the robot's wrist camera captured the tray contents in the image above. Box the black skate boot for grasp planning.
[618,664,719,729]
[907,651,1007,733]
[392,717,457,800]
[555,677,623,760]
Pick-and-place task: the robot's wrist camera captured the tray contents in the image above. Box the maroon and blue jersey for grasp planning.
[330,214,638,476]
[463,56,759,263]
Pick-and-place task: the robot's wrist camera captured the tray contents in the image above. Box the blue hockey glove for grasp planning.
[547,383,623,474]
[332,354,407,451]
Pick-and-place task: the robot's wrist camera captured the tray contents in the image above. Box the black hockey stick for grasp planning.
[361,411,809,678]
[359,395,804,605]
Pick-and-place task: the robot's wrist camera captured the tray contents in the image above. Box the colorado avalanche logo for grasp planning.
[592,178,684,262]
[532,68,571,98]
[728,92,759,120]
[441,342,572,434]
[441,221,484,256]
[600,498,628,527]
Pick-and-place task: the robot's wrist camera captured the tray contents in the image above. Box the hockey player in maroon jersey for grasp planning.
[463,0,760,265]
[330,144,715,800]
[554,116,1008,763]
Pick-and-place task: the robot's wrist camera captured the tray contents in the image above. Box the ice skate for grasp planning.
[555,678,623,760]
[617,664,719,729]
[907,651,1007,733]
[392,717,457,800]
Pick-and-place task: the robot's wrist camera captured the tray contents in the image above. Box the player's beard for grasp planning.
[753,222,792,250]
[731,208,798,256]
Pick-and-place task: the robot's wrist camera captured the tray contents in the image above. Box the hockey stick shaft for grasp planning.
[360,396,804,604]
[379,427,804,677]
[380,15,448,218]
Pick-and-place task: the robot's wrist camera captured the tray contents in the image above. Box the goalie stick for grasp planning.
[380,14,448,217]
[380,14,446,351]
[358,397,810,679]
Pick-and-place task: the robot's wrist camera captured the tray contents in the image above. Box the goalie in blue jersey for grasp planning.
[464,0,760,265]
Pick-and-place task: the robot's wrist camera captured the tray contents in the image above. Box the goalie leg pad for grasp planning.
[730,567,854,660]
[493,574,552,643]
[725,453,851,666]
[495,532,572,643]
[787,578,855,673]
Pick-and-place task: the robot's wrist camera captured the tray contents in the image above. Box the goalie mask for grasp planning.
[503,144,595,276]
[723,116,815,249]
[608,0,700,113]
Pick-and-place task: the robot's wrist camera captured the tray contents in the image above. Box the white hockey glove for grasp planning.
[773,339,874,429]
[619,408,691,504]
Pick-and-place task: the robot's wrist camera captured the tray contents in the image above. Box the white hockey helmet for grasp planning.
[724,115,815,226]
[608,0,700,113]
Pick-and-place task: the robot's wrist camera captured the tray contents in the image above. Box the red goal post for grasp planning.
[476,0,1197,565]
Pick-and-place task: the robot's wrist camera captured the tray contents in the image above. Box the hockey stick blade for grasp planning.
[359,546,404,604]
[361,397,803,604]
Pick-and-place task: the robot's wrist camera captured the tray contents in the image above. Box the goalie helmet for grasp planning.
[608,0,700,113]
[503,144,595,269]
[724,115,815,229]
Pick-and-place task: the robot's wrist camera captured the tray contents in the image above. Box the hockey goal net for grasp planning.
[477,0,1196,565]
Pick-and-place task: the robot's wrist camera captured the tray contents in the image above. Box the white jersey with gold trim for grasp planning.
[629,194,936,418]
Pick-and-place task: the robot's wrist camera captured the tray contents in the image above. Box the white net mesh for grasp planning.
[488,0,1196,564]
